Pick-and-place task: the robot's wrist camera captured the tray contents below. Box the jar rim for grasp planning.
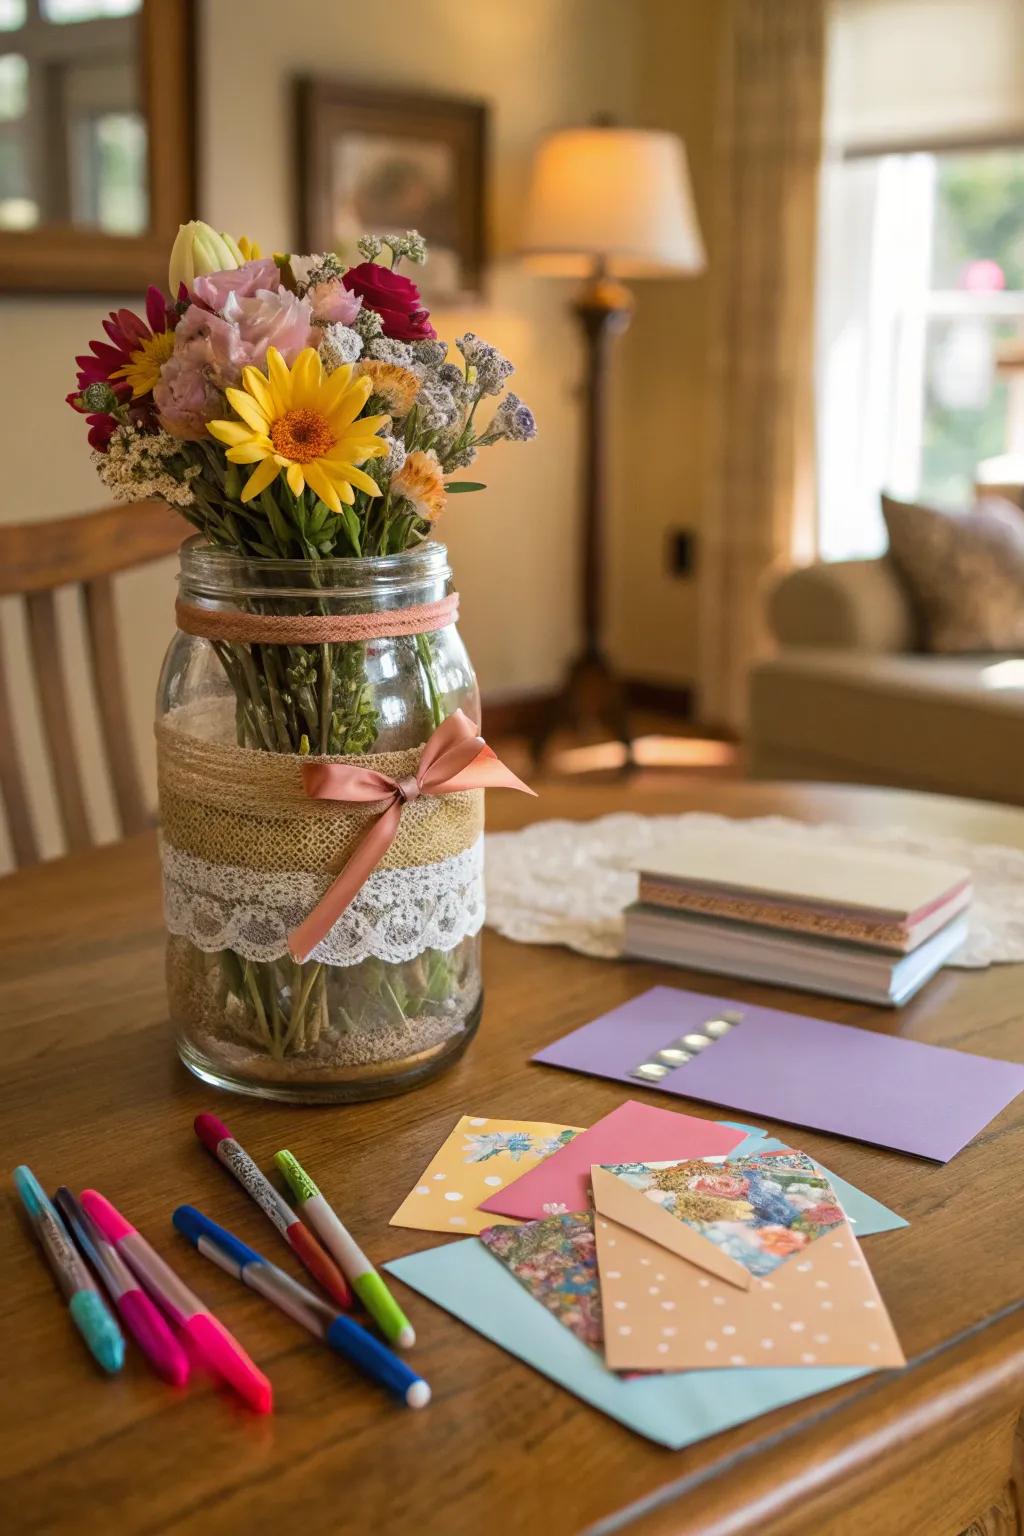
[178,535,451,601]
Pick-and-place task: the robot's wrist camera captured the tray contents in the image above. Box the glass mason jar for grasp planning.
[157,539,482,1102]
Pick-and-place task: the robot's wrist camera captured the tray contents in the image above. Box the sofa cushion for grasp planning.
[881,493,1024,653]
[749,649,1024,804]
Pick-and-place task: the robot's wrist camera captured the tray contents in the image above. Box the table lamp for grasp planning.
[520,124,705,760]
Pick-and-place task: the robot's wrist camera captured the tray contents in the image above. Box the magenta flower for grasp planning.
[67,285,176,448]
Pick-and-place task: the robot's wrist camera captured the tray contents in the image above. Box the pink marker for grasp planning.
[80,1189,272,1414]
[55,1187,189,1386]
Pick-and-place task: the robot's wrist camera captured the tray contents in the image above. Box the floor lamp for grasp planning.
[520,125,705,762]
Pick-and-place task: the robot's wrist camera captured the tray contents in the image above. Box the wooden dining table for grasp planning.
[1,778,1022,1536]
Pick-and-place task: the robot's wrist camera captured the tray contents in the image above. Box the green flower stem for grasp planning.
[319,642,333,753]
[416,632,444,728]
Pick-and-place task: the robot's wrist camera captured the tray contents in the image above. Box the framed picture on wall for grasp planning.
[295,78,487,305]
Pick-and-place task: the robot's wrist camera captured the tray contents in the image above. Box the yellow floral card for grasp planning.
[390,1115,584,1235]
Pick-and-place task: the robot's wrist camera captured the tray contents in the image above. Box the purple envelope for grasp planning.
[533,985,1024,1162]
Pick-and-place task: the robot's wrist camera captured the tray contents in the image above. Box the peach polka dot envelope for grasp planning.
[592,1151,905,1372]
[390,1115,584,1235]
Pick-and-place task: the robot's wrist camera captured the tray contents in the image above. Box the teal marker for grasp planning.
[274,1150,415,1349]
[14,1165,124,1374]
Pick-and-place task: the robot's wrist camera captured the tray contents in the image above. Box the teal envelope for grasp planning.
[385,1240,870,1448]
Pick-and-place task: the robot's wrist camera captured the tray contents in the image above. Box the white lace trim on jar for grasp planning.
[161,835,485,965]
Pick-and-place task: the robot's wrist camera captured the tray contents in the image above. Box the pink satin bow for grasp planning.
[287,710,536,962]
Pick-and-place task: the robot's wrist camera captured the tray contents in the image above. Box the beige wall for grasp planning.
[610,0,724,686]
[0,0,722,866]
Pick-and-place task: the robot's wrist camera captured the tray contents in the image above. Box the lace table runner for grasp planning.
[484,812,1024,968]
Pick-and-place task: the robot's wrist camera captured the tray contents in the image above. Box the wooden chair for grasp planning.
[0,501,185,867]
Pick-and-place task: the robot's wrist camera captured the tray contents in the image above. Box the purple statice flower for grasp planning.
[489,391,537,442]
[456,332,515,395]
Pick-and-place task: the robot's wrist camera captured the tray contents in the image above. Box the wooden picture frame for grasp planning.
[0,0,195,295]
[296,78,487,304]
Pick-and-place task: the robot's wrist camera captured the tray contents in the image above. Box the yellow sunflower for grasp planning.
[209,347,390,513]
[111,330,175,398]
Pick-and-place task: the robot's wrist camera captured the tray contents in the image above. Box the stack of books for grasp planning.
[624,831,972,1006]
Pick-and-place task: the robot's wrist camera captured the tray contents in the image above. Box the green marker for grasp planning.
[274,1150,415,1350]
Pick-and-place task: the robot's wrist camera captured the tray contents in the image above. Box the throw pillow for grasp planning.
[881,493,1024,653]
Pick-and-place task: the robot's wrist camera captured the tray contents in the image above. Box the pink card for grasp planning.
[478,1100,748,1221]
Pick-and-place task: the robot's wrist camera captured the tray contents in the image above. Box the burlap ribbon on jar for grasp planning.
[157,700,533,966]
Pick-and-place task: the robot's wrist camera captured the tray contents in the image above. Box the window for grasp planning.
[0,0,142,232]
[817,146,1024,558]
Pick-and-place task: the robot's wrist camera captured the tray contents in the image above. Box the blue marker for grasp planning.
[14,1165,124,1373]
[173,1205,430,1409]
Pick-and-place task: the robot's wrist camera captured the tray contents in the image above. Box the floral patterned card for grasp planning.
[390,1115,584,1235]
[592,1155,905,1373]
[479,1213,603,1351]
[600,1151,845,1279]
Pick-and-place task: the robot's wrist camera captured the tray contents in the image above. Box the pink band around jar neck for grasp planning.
[175,592,459,644]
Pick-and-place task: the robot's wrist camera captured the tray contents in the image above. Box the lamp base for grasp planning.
[531,647,632,768]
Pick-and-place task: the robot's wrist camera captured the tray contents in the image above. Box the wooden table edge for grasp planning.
[590,1305,1024,1536]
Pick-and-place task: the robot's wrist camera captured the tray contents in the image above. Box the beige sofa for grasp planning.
[747,557,1024,805]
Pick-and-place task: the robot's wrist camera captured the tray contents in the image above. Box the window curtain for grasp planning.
[698,0,826,731]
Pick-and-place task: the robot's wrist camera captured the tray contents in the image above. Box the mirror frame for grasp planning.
[0,0,195,294]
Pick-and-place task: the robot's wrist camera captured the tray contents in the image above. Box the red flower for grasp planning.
[800,1203,844,1227]
[342,261,436,341]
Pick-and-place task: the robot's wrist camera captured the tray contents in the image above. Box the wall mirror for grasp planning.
[0,0,193,292]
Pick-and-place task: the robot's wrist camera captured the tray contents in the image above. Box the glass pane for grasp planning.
[90,110,147,233]
[0,51,26,118]
[931,150,1024,291]
[0,0,27,31]
[919,317,1017,505]
[0,52,36,228]
[41,0,141,21]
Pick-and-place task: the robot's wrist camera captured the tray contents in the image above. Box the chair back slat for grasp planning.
[0,502,185,596]
[25,590,92,853]
[0,501,183,867]
[83,575,149,837]
[0,629,40,866]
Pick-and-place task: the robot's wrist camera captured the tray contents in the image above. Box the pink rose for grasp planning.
[307,278,362,327]
[191,257,281,310]
[342,261,436,340]
[154,353,223,440]
[172,304,248,386]
[693,1174,748,1200]
[221,287,317,370]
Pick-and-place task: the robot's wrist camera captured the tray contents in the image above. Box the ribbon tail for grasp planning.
[438,744,538,797]
[287,801,402,963]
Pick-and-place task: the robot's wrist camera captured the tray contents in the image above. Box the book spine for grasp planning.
[637,879,913,951]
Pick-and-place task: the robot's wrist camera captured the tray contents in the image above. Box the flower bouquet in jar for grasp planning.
[67,222,536,1102]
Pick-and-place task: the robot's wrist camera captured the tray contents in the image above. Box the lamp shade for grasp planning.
[520,126,706,279]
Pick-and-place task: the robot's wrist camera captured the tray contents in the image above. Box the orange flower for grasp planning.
[756,1225,808,1257]
[356,359,421,415]
[392,449,447,522]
